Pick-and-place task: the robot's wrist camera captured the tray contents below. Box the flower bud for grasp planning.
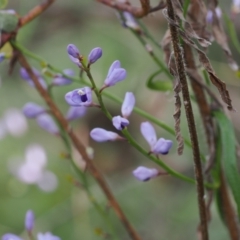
[25,210,35,232]
[112,116,129,130]
[121,92,135,118]
[0,53,5,63]
[90,128,122,142]
[151,138,173,155]
[67,44,80,58]
[36,114,59,135]
[140,122,157,148]
[88,47,102,64]
[104,68,127,87]
[2,234,23,240]
[66,106,86,121]
[37,232,61,240]
[132,166,158,181]
[22,102,45,118]
[52,69,74,86]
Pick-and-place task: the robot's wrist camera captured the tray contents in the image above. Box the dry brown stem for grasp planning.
[166,0,209,239]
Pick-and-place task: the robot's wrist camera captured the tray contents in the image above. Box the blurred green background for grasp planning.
[0,0,240,239]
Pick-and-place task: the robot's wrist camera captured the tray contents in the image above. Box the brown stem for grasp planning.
[17,53,141,240]
[19,0,55,26]
[166,0,209,239]
[219,169,240,240]
[96,0,165,17]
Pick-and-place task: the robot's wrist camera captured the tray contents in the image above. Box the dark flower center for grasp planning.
[80,94,88,102]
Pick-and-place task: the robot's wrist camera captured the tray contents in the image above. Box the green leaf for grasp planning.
[146,70,172,92]
[224,13,240,55]
[0,11,18,33]
[0,0,8,9]
[214,110,240,216]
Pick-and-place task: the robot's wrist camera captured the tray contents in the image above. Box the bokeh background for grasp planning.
[0,0,240,239]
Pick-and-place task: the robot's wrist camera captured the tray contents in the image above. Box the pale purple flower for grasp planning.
[102,60,127,89]
[112,116,129,130]
[0,53,5,63]
[22,102,46,118]
[232,0,240,13]
[65,87,92,107]
[52,69,74,86]
[122,12,140,30]
[90,128,122,142]
[20,67,47,89]
[25,210,34,232]
[132,166,159,181]
[36,114,59,135]
[141,122,173,155]
[0,9,16,15]
[88,47,102,64]
[121,92,135,118]
[67,44,80,58]
[66,106,87,121]
[37,232,61,240]
[2,234,22,240]
[206,7,222,23]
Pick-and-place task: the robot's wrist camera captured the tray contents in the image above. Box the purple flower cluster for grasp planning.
[2,210,61,240]
[22,102,86,135]
[20,67,75,88]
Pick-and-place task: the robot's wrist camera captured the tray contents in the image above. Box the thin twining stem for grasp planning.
[166,0,209,239]
[16,52,142,240]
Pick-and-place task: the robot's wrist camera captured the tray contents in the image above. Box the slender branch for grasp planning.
[19,0,55,26]
[16,52,142,240]
[166,0,209,239]
[96,0,165,17]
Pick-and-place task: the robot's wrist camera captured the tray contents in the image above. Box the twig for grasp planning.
[16,52,142,240]
[19,0,55,26]
[96,0,165,17]
[166,0,209,239]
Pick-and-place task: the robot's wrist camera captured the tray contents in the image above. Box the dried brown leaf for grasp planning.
[162,8,235,111]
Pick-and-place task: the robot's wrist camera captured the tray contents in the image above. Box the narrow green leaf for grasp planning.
[146,70,172,92]
[0,11,18,33]
[0,0,8,9]
[214,110,240,216]
[224,13,240,55]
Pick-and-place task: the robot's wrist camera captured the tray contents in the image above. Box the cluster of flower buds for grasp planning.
[22,102,86,135]
[2,210,61,240]
[20,67,75,88]
[206,6,222,24]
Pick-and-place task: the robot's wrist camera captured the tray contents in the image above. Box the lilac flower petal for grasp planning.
[88,47,102,64]
[132,166,158,181]
[90,128,120,142]
[0,53,5,63]
[25,210,34,231]
[121,92,135,118]
[66,106,87,121]
[36,114,59,135]
[65,91,80,106]
[107,60,121,77]
[123,12,139,30]
[152,138,173,155]
[71,87,92,106]
[112,116,129,130]
[67,44,80,58]
[20,68,41,80]
[22,102,46,118]
[104,68,127,86]
[206,7,222,23]
[52,68,74,86]
[68,55,81,67]
[37,232,61,240]
[52,77,72,86]
[2,234,23,240]
[140,122,157,149]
